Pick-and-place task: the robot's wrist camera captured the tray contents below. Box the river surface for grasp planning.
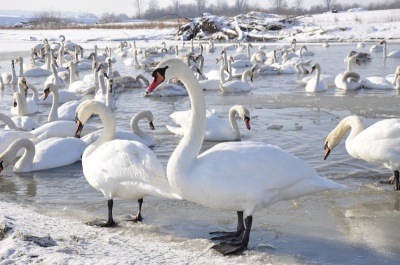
[1,38,400,264]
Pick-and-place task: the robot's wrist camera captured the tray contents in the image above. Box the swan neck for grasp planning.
[167,62,206,177]
[84,104,116,158]
[12,139,35,172]
[0,113,17,129]
[130,111,151,140]
[228,107,241,140]
[48,87,59,122]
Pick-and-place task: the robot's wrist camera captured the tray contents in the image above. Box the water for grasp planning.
[1,40,400,264]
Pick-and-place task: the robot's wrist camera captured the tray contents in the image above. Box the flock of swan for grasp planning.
[1,35,400,256]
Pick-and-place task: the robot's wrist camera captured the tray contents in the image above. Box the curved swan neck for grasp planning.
[130,110,153,140]
[329,116,365,150]
[228,106,241,140]
[241,69,251,84]
[6,138,35,172]
[14,92,28,115]
[0,113,18,130]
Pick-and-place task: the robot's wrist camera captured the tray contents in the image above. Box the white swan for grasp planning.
[166,105,251,142]
[219,66,253,93]
[0,113,37,155]
[10,91,39,116]
[334,55,362,90]
[17,77,39,105]
[67,60,96,94]
[44,63,65,89]
[380,40,400,58]
[305,63,328,92]
[146,58,344,255]
[0,137,88,173]
[75,100,180,226]
[43,83,81,122]
[361,70,400,89]
[144,79,188,97]
[81,110,156,147]
[252,63,279,75]
[1,60,18,85]
[39,83,80,105]
[15,56,52,77]
[324,115,400,190]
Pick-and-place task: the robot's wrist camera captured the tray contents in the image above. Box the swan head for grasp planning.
[146,65,169,94]
[75,100,99,138]
[323,131,342,160]
[43,83,55,100]
[310,63,320,74]
[235,105,251,130]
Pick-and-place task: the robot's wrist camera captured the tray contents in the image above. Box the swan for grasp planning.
[81,110,156,147]
[361,70,400,90]
[323,115,400,190]
[305,63,328,92]
[232,43,252,61]
[322,40,330,47]
[10,91,39,116]
[0,137,88,173]
[38,83,80,105]
[295,45,314,56]
[380,40,400,58]
[252,63,279,75]
[1,60,18,85]
[0,113,37,155]
[356,42,365,48]
[166,105,251,142]
[344,51,372,63]
[15,56,52,77]
[369,43,383,52]
[43,83,81,122]
[104,77,117,110]
[144,78,188,97]
[112,72,149,89]
[334,55,362,90]
[67,60,96,94]
[219,66,253,93]
[44,63,65,89]
[74,100,180,226]
[17,77,39,104]
[146,58,345,255]
[335,71,362,90]
[206,39,216,53]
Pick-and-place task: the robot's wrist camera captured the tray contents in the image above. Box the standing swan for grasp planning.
[146,58,344,255]
[323,115,400,190]
[75,100,180,227]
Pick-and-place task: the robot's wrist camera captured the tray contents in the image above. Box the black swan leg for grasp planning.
[394,170,400,191]
[210,211,244,240]
[86,199,117,227]
[211,215,252,255]
[123,198,144,222]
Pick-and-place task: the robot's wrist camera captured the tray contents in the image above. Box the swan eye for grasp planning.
[151,66,168,79]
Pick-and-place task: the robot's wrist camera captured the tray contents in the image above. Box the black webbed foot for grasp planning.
[211,241,247,255]
[85,219,117,227]
[209,230,243,241]
[122,214,143,223]
[379,175,395,185]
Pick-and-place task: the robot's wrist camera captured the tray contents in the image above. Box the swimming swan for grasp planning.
[75,100,180,227]
[146,58,345,255]
[305,63,328,92]
[323,115,400,190]
[0,137,88,173]
[166,105,251,142]
[380,40,400,58]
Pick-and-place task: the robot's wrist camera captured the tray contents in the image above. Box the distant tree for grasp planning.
[146,0,160,19]
[216,0,229,14]
[134,0,141,19]
[321,0,336,11]
[172,0,182,15]
[194,0,207,15]
[269,0,288,14]
[235,0,249,13]
[293,0,304,14]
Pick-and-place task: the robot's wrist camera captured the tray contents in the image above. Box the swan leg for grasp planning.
[211,215,252,255]
[86,199,117,227]
[122,198,144,222]
[209,211,244,240]
[394,170,400,191]
[379,175,395,185]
